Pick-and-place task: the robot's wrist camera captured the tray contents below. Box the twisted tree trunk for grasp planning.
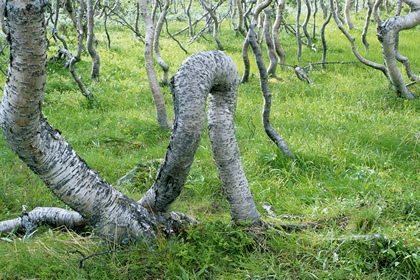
[139,50,260,224]
[0,0,260,241]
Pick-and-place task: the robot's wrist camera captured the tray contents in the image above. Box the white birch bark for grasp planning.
[154,0,170,85]
[138,0,171,130]
[86,0,100,81]
[0,207,87,234]
[139,50,261,224]
[377,0,420,99]
[0,0,191,244]
[345,0,355,29]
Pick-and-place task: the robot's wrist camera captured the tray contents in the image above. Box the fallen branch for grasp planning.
[0,207,88,236]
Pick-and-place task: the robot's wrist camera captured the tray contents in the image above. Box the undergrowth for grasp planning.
[1,6,419,280]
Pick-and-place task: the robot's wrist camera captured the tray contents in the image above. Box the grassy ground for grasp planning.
[1,6,420,279]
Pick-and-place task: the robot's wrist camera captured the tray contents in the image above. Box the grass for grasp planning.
[1,6,420,279]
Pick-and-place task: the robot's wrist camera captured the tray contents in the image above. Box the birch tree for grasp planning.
[0,0,260,243]
[138,0,171,130]
[376,0,420,99]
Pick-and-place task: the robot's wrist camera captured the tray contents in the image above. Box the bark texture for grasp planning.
[140,50,260,224]
[377,0,420,99]
[138,0,171,130]
[247,21,295,158]
[86,0,100,81]
[0,207,87,234]
[0,0,191,244]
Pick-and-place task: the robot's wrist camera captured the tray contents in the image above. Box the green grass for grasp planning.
[1,7,420,279]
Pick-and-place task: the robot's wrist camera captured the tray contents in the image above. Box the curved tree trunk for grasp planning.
[138,0,171,130]
[345,0,355,29]
[154,0,171,85]
[272,0,286,67]
[139,50,260,224]
[320,0,328,19]
[76,0,86,61]
[247,20,294,158]
[377,0,420,99]
[263,7,277,77]
[362,0,373,50]
[331,0,389,78]
[240,0,270,83]
[302,0,312,47]
[86,0,100,81]
[0,0,261,240]
[236,0,247,36]
[312,0,318,39]
[321,12,332,67]
[1,0,175,244]
[201,0,224,50]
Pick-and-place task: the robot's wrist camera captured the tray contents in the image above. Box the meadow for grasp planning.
[0,6,419,279]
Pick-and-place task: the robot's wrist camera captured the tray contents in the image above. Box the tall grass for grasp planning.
[0,8,419,279]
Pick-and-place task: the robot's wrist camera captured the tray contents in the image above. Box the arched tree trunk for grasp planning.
[138,0,171,130]
[139,50,260,224]
[0,0,260,241]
